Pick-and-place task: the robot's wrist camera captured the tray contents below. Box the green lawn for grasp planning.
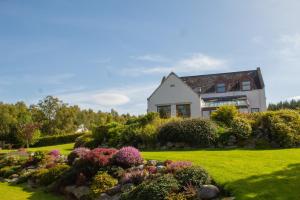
[0,182,63,200]
[0,143,74,155]
[1,145,300,199]
[143,149,300,200]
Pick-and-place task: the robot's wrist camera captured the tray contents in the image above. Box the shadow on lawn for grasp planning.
[228,163,300,200]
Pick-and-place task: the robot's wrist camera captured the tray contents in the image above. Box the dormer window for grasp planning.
[216,83,226,93]
[242,81,251,91]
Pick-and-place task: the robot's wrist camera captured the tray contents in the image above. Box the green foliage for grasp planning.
[90,172,118,196]
[17,123,41,148]
[74,133,95,148]
[165,193,187,200]
[158,118,217,147]
[0,165,20,178]
[211,105,239,126]
[121,174,179,200]
[269,99,300,110]
[34,132,84,147]
[252,109,300,147]
[175,166,211,188]
[33,164,70,186]
[230,117,252,140]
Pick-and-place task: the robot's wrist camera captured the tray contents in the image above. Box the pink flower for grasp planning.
[113,146,143,168]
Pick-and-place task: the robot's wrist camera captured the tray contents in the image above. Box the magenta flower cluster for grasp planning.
[166,161,192,173]
[48,150,60,157]
[113,146,143,168]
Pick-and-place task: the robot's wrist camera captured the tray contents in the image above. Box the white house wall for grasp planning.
[200,89,267,113]
[147,74,201,117]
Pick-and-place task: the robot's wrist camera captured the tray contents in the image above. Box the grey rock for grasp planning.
[107,185,121,195]
[147,160,157,166]
[156,165,165,171]
[160,146,167,150]
[166,142,174,148]
[97,193,111,200]
[111,194,121,200]
[198,185,220,200]
[11,174,19,178]
[65,185,90,200]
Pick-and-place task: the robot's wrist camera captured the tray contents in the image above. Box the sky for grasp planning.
[0,0,300,115]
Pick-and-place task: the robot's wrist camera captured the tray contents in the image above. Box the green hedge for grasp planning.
[158,118,218,147]
[33,133,84,147]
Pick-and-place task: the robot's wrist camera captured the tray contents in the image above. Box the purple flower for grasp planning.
[167,161,192,173]
[113,146,143,168]
[49,150,60,157]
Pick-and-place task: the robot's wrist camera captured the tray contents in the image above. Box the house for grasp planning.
[147,67,267,118]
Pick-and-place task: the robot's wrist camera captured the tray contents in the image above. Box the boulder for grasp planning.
[198,185,220,200]
[11,174,19,178]
[111,194,121,200]
[147,160,157,166]
[97,193,111,200]
[107,185,121,195]
[65,185,90,200]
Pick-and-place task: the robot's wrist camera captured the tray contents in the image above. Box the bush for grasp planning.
[252,110,300,147]
[211,105,239,126]
[166,193,187,200]
[113,146,143,168]
[67,147,90,165]
[74,133,96,148]
[175,166,211,188]
[121,169,149,185]
[34,133,84,147]
[33,164,70,185]
[90,172,118,197]
[0,165,20,178]
[166,161,192,173]
[158,119,217,147]
[230,117,252,140]
[84,148,117,167]
[121,174,179,200]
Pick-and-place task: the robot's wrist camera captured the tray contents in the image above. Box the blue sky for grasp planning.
[0,0,300,114]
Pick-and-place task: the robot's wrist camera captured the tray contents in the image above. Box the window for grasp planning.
[242,81,251,91]
[157,105,171,118]
[251,108,259,113]
[176,104,191,118]
[216,83,226,93]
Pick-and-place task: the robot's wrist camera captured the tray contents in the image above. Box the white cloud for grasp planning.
[55,84,157,115]
[123,53,227,75]
[132,54,169,62]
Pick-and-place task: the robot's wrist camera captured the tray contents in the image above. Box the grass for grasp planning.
[1,144,300,199]
[0,143,74,155]
[0,182,63,200]
[142,148,300,200]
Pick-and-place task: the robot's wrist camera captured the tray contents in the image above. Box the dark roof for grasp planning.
[180,68,265,94]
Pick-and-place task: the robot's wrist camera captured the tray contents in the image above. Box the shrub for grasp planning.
[175,166,211,188]
[74,133,96,148]
[166,193,187,200]
[67,147,90,165]
[166,161,192,173]
[34,133,84,147]
[33,164,70,186]
[230,117,252,140]
[158,119,217,147]
[211,105,239,126]
[253,110,300,147]
[32,151,46,163]
[121,174,179,200]
[121,169,149,185]
[113,146,143,168]
[0,165,20,178]
[48,150,60,158]
[84,148,117,167]
[90,172,118,197]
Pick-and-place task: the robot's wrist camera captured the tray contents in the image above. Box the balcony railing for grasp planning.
[202,100,248,108]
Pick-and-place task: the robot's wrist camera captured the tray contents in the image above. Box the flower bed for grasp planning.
[0,146,230,200]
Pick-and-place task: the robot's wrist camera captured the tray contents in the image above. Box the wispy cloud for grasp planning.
[123,53,227,76]
[55,84,156,114]
[131,54,169,62]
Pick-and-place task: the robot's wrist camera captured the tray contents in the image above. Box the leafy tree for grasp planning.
[17,122,41,148]
[269,99,300,110]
